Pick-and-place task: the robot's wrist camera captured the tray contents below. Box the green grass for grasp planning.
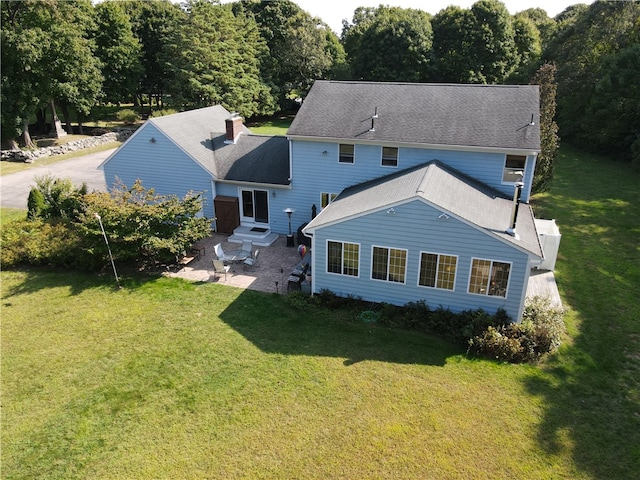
[247,114,294,135]
[0,141,121,175]
[2,146,639,479]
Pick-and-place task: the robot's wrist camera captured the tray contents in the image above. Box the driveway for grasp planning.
[0,148,115,209]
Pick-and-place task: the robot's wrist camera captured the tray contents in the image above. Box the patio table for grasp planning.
[225,249,251,269]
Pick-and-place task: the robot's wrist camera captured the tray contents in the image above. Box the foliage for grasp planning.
[93,0,143,104]
[0,218,84,268]
[531,63,559,193]
[115,108,141,124]
[469,296,566,363]
[79,179,212,265]
[149,108,178,118]
[545,1,640,163]
[343,6,433,82]
[167,0,275,117]
[27,175,87,221]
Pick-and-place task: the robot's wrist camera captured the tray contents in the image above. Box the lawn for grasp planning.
[2,146,639,479]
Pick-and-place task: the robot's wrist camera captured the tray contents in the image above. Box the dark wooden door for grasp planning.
[214,196,240,234]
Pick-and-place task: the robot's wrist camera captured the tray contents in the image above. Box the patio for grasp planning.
[167,233,306,294]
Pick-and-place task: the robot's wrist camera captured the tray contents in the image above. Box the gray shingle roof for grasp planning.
[304,161,542,257]
[288,81,541,151]
[149,105,289,185]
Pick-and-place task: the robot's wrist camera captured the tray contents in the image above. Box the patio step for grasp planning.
[228,225,280,247]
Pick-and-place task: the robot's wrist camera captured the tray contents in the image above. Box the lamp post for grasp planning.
[284,207,295,247]
[94,213,121,289]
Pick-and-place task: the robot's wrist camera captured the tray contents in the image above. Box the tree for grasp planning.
[80,180,212,265]
[235,0,336,109]
[531,63,559,193]
[507,14,542,83]
[167,0,275,117]
[544,1,640,160]
[343,6,433,82]
[467,0,518,83]
[93,0,143,105]
[431,6,477,82]
[124,0,184,111]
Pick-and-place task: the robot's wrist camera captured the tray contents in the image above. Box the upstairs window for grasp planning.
[468,258,511,298]
[381,147,398,167]
[503,155,526,183]
[339,144,354,163]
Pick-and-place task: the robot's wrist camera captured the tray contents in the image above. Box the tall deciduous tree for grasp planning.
[343,6,433,82]
[431,6,477,82]
[531,63,559,193]
[124,0,183,111]
[93,0,143,105]
[168,0,275,117]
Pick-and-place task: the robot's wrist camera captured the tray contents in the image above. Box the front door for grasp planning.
[240,189,269,225]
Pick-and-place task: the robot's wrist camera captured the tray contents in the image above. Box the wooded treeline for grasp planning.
[2,0,638,166]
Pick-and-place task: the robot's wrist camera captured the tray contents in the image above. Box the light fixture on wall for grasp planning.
[438,212,450,220]
[322,150,328,155]
[149,137,156,143]
[386,208,395,215]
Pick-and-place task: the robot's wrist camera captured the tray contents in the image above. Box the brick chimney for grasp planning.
[225,113,243,144]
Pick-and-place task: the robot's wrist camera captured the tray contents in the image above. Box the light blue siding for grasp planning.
[103,124,215,217]
[310,199,531,320]
[287,141,535,227]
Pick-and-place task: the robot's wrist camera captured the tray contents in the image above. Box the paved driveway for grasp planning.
[0,148,115,209]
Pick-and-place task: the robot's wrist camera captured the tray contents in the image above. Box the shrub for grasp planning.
[149,109,178,118]
[116,109,141,125]
[469,296,566,363]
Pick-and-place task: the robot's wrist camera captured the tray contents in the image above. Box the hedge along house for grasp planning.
[100,105,290,245]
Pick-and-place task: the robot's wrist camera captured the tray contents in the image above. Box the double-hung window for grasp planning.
[371,246,407,283]
[468,258,511,297]
[418,252,457,290]
[381,147,398,167]
[503,155,526,183]
[339,144,354,164]
[327,240,359,276]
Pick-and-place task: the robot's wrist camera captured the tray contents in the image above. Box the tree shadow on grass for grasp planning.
[218,289,461,367]
[526,149,640,478]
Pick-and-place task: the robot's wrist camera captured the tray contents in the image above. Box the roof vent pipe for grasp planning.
[369,107,378,132]
[506,181,524,240]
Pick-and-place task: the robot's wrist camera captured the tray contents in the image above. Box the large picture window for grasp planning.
[339,144,354,163]
[327,241,359,276]
[468,258,511,297]
[372,246,407,283]
[418,252,457,290]
[503,155,526,183]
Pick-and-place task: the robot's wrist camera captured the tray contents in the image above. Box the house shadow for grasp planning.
[218,289,460,367]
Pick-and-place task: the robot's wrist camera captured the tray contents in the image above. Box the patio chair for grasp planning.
[212,259,231,281]
[241,239,253,254]
[243,249,260,269]
[214,243,231,262]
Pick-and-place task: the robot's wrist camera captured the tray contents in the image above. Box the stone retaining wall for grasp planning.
[1,130,133,163]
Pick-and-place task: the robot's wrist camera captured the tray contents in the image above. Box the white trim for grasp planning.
[326,239,361,278]
[320,192,338,209]
[417,251,458,292]
[466,257,513,299]
[338,143,355,164]
[238,187,270,226]
[381,146,399,168]
[501,153,528,185]
[370,244,408,284]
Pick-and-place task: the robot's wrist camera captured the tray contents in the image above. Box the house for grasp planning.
[101,81,554,320]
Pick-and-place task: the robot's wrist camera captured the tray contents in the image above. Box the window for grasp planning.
[503,155,526,183]
[419,252,457,290]
[339,144,354,163]
[327,241,359,276]
[381,147,398,167]
[468,259,511,297]
[321,192,337,209]
[372,246,407,283]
